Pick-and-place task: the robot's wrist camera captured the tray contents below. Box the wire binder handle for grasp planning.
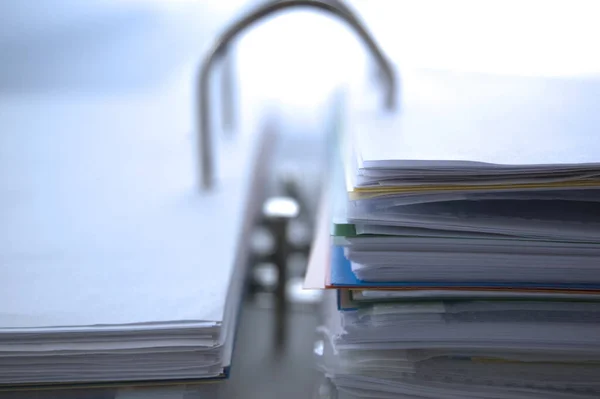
[198,0,397,191]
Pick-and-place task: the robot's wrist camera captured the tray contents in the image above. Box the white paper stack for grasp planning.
[347,70,600,189]
[0,90,271,386]
[340,70,600,286]
[319,293,600,399]
[314,70,600,399]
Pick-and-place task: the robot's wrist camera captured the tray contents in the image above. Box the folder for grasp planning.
[0,87,272,388]
[311,69,600,399]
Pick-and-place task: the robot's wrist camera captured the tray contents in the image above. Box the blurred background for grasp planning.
[2,1,600,398]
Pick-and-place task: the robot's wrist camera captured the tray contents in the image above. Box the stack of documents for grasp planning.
[0,93,271,387]
[308,69,600,399]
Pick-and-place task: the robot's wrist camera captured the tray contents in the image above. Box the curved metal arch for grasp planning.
[198,0,398,191]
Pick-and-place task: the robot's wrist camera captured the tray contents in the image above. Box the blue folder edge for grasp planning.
[0,373,229,392]
[330,245,600,290]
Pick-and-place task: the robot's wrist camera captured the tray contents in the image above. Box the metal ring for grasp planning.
[198,0,398,191]
[218,0,388,135]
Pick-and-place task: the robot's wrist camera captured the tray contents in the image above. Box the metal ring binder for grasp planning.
[217,0,391,135]
[198,0,397,191]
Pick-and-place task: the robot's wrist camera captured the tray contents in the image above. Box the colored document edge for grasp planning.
[329,245,600,290]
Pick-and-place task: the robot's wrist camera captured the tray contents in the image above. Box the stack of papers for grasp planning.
[308,70,600,399]
[0,93,271,387]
